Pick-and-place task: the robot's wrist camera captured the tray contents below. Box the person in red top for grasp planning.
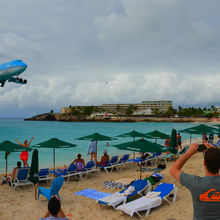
[176,133,182,150]
[15,137,34,167]
[164,138,170,148]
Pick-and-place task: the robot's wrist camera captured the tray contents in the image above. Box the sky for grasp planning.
[0,0,220,117]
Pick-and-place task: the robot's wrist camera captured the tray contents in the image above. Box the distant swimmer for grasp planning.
[106,142,110,146]
[15,137,34,167]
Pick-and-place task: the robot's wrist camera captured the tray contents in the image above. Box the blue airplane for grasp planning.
[0,60,28,87]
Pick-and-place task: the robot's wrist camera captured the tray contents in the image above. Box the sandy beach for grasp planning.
[0,138,205,220]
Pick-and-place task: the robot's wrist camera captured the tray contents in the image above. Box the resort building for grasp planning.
[61,101,172,115]
[100,101,172,113]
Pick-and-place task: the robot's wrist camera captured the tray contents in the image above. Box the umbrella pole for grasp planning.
[53,148,55,176]
[140,164,142,179]
[133,137,135,159]
[6,158,8,182]
[96,140,97,164]
[34,184,38,200]
[190,134,192,144]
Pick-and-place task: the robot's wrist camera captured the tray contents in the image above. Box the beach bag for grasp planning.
[157,164,166,169]
[145,176,156,185]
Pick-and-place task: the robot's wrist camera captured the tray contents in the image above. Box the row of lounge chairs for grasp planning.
[5,167,53,189]
[98,179,177,217]
[8,147,188,189]
[51,161,100,181]
[6,154,132,189]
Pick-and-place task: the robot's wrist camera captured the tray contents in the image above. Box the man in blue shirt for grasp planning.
[88,140,97,163]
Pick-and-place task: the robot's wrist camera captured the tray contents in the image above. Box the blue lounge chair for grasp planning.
[11,167,33,189]
[39,168,53,183]
[38,176,64,200]
[53,164,81,181]
[97,156,118,173]
[117,183,177,217]
[80,161,99,177]
[113,154,130,170]
[214,139,220,147]
[98,179,151,208]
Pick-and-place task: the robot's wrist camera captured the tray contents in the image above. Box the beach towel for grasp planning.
[75,188,112,200]
[102,180,128,189]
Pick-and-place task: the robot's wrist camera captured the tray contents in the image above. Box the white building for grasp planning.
[132,109,152,116]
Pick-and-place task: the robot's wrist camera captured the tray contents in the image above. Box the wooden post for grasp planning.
[95,140,97,168]
[53,148,55,176]
[35,184,38,200]
[6,157,8,182]
[133,137,135,159]
[140,166,142,179]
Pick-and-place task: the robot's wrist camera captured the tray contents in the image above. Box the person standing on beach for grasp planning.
[208,133,214,144]
[202,133,207,140]
[88,139,97,163]
[176,133,182,150]
[170,143,220,220]
[15,137,34,167]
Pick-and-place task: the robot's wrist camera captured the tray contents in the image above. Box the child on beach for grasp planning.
[15,137,34,167]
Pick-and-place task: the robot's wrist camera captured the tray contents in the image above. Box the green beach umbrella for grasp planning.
[0,140,33,179]
[116,130,146,158]
[179,124,218,144]
[76,132,116,162]
[33,138,77,175]
[77,132,116,141]
[116,130,146,139]
[29,149,39,184]
[145,130,170,143]
[29,149,39,200]
[113,138,167,153]
[168,129,178,154]
[212,124,220,135]
[212,124,220,128]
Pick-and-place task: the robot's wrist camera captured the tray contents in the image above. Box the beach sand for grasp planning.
[0,139,206,220]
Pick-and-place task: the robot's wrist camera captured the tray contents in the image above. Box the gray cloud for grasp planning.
[0,0,220,117]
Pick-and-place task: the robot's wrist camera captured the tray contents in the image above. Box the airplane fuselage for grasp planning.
[0,60,27,79]
[0,60,28,87]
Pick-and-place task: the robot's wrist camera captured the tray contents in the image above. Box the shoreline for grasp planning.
[24,113,220,123]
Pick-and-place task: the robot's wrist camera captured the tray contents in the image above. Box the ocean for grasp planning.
[0,119,203,173]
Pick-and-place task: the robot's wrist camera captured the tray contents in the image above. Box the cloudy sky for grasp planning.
[0,0,220,117]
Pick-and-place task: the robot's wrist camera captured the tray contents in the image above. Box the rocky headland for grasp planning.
[24,113,219,123]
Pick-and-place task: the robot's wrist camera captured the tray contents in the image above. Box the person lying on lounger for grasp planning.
[40,196,68,220]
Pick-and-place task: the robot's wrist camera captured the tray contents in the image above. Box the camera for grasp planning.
[197,144,207,152]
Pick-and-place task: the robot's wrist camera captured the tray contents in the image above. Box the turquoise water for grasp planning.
[0,119,203,173]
